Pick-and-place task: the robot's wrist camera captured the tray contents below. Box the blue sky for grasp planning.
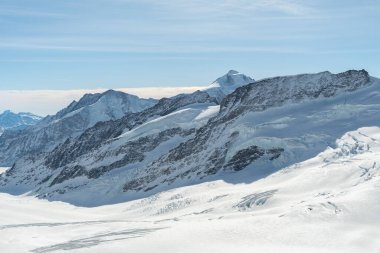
[0,0,379,114]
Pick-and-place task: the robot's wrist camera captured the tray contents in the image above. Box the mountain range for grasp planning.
[1,69,379,208]
[0,90,157,166]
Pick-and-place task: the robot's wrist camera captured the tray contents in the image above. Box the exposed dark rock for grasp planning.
[218,69,370,123]
[223,146,265,171]
[50,165,88,186]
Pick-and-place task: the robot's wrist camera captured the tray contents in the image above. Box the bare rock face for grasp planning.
[219,69,370,121]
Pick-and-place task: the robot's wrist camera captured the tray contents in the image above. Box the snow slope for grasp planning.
[0,126,379,252]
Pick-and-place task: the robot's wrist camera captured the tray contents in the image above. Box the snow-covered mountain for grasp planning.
[1,69,379,207]
[204,70,254,102]
[44,89,157,126]
[0,90,157,166]
[0,110,42,134]
[0,71,251,167]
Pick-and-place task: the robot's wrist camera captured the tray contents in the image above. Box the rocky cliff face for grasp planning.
[218,70,370,121]
[1,70,379,207]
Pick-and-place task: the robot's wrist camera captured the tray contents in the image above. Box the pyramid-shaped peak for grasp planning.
[212,70,254,88]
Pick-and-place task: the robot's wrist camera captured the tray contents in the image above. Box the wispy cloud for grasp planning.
[122,0,311,16]
[0,0,318,55]
[0,41,309,54]
[0,7,66,18]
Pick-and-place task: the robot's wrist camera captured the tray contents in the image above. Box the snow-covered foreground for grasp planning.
[1,127,380,253]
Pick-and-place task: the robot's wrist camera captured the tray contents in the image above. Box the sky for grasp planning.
[0,0,380,115]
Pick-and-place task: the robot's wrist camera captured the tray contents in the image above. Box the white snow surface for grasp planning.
[119,103,219,141]
[0,167,8,174]
[1,126,380,252]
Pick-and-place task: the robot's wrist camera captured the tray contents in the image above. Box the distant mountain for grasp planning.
[1,69,379,207]
[204,70,254,102]
[0,90,158,166]
[0,110,42,134]
[44,89,157,126]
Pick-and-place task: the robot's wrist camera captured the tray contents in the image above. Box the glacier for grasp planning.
[0,126,379,252]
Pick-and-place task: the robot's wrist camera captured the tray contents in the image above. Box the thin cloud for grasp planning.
[0,7,66,18]
[124,0,311,16]
[0,0,318,55]
[0,40,309,54]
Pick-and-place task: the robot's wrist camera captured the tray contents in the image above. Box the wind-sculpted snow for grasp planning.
[234,190,277,211]
[30,227,164,253]
[1,69,380,207]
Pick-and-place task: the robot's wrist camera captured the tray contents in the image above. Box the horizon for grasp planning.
[0,68,375,116]
[1,0,380,114]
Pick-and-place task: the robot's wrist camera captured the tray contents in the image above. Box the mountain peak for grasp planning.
[45,89,157,125]
[227,69,239,75]
[204,70,254,102]
[102,89,124,96]
[212,70,254,87]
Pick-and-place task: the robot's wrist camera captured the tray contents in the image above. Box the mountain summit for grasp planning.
[0,90,158,166]
[46,89,157,125]
[205,70,254,102]
[211,69,254,87]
